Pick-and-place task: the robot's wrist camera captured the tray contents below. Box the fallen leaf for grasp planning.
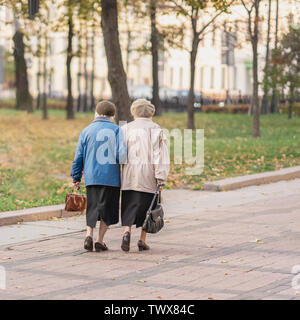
[208,297,215,300]
[157,296,163,299]
[255,239,263,244]
[136,280,147,283]
[220,260,227,264]
[164,219,170,223]
[40,233,47,236]
[129,296,135,299]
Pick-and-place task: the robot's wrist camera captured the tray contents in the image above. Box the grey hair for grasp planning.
[130,99,155,118]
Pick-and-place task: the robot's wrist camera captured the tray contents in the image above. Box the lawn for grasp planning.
[0,108,299,212]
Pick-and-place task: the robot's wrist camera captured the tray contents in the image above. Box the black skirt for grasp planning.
[121,190,157,228]
[86,185,120,228]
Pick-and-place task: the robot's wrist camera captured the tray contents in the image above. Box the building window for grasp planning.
[179,67,183,89]
[200,67,204,90]
[233,66,237,90]
[170,67,173,87]
[221,67,226,89]
[235,21,239,44]
[210,67,215,89]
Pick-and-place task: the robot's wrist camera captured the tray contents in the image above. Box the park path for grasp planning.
[0,179,300,300]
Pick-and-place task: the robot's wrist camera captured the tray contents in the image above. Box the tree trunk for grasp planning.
[101,0,132,122]
[77,23,82,112]
[270,0,279,113]
[150,0,162,116]
[66,3,74,120]
[83,25,88,112]
[288,84,294,120]
[261,0,271,114]
[187,34,199,130]
[13,30,33,112]
[90,26,96,111]
[36,34,41,110]
[126,29,131,75]
[251,1,260,138]
[42,35,48,120]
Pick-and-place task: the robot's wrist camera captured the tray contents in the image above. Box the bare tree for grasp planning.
[241,0,261,138]
[270,0,279,113]
[150,0,162,115]
[66,0,75,120]
[170,0,233,129]
[261,0,271,114]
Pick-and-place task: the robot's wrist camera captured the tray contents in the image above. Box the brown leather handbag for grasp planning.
[65,190,87,212]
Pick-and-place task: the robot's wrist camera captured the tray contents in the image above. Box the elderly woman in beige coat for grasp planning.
[121,99,169,252]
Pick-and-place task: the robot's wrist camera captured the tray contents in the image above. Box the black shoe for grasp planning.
[84,236,93,251]
[121,232,131,252]
[137,240,150,251]
[95,242,108,252]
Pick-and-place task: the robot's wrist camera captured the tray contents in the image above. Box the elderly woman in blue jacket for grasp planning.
[70,100,126,252]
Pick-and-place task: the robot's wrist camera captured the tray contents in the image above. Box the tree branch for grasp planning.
[197,0,235,38]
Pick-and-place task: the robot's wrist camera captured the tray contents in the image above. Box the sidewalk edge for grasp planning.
[203,166,300,191]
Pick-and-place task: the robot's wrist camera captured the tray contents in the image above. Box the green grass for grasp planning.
[0,109,299,211]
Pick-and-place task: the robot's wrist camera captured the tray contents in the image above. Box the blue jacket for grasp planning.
[70,116,126,188]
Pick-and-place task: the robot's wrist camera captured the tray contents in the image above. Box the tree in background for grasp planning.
[267,26,300,119]
[121,0,184,116]
[269,0,279,113]
[169,0,233,129]
[13,22,33,112]
[150,0,162,115]
[3,0,34,112]
[241,0,261,138]
[66,0,75,120]
[260,0,271,115]
[101,0,132,122]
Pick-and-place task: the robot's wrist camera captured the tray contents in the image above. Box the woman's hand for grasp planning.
[157,179,165,191]
[72,180,81,190]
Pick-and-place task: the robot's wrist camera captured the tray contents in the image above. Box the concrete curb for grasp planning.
[204,166,300,191]
[0,204,85,227]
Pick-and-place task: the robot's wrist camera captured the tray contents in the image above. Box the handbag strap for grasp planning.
[147,184,164,213]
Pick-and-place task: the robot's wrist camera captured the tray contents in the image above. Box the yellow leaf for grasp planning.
[136,280,147,283]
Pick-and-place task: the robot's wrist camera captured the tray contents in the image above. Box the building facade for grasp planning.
[0,0,299,102]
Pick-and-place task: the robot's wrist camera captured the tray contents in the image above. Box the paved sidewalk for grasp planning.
[1,179,300,300]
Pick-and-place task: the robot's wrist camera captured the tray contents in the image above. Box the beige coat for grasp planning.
[121,118,170,193]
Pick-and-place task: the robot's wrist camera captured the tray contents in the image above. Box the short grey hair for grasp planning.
[130,99,155,118]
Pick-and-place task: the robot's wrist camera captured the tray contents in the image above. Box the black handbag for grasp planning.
[142,184,165,234]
